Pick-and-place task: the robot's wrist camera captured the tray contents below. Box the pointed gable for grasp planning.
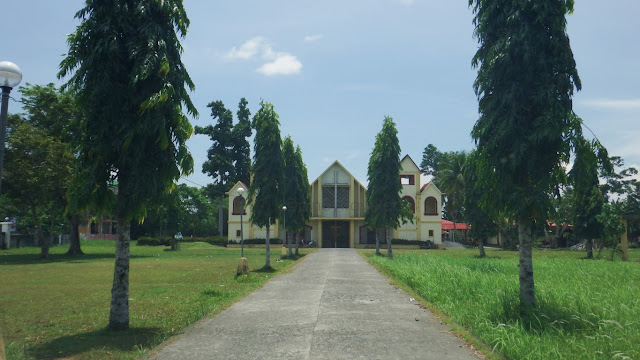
[400,155,421,173]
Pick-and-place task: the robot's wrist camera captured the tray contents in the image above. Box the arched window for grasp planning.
[424,197,438,215]
[232,196,246,215]
[402,196,415,213]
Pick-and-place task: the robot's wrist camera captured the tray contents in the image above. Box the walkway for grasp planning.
[148,249,480,360]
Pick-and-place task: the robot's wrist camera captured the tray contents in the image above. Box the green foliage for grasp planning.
[195,100,236,187]
[58,0,197,221]
[469,0,581,222]
[435,151,467,224]
[367,249,640,360]
[596,203,625,251]
[281,137,311,232]
[463,151,497,242]
[2,115,74,253]
[420,144,445,177]
[228,238,284,245]
[248,100,284,229]
[571,137,607,242]
[136,236,227,247]
[365,116,407,230]
[233,97,253,186]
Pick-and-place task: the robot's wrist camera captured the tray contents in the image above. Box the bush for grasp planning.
[390,239,438,249]
[227,238,283,245]
[136,236,228,247]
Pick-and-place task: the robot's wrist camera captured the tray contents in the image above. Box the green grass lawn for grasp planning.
[0,240,313,360]
[363,247,640,360]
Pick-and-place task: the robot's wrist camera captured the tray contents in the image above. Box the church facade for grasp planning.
[227,155,442,248]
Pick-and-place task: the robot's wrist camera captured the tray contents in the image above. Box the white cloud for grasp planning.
[304,34,323,42]
[398,0,416,5]
[257,54,303,76]
[581,98,640,111]
[224,36,266,60]
[224,36,302,76]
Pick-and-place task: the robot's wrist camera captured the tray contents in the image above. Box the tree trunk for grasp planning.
[386,228,393,259]
[66,214,84,255]
[218,195,224,237]
[518,219,535,313]
[586,238,593,259]
[375,229,380,255]
[478,237,486,258]
[33,207,49,259]
[295,232,300,256]
[265,224,271,268]
[108,218,130,330]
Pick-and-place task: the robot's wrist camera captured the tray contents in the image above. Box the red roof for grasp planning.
[420,182,431,192]
[441,219,470,230]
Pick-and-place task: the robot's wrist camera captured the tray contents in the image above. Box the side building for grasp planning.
[227,155,442,248]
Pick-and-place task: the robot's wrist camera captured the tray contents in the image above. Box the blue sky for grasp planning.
[5,1,640,187]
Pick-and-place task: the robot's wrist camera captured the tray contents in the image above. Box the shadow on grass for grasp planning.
[253,266,277,273]
[0,252,151,266]
[28,327,163,359]
[487,294,599,335]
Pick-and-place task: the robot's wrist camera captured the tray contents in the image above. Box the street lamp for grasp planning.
[0,61,22,194]
[282,205,288,255]
[282,205,287,242]
[237,187,246,258]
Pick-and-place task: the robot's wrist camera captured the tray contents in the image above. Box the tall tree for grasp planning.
[3,115,74,258]
[365,116,410,259]
[233,97,252,186]
[18,83,84,255]
[195,101,235,236]
[58,0,196,330]
[249,100,284,269]
[281,137,311,257]
[420,144,446,177]
[570,137,610,258]
[463,150,496,257]
[469,0,581,311]
[435,151,467,242]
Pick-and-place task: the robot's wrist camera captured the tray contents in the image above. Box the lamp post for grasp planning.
[0,61,22,195]
[237,187,246,258]
[282,205,288,256]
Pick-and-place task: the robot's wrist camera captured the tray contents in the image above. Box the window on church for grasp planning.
[400,175,415,185]
[429,230,434,237]
[402,196,415,213]
[424,197,438,215]
[323,186,349,208]
[233,196,246,215]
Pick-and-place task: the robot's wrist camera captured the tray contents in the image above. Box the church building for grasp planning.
[227,155,442,248]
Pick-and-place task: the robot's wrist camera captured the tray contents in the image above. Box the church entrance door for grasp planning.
[322,220,350,248]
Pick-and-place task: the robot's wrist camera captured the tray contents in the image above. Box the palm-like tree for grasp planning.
[435,151,467,242]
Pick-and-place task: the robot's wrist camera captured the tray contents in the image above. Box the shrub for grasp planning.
[390,239,438,249]
[228,238,283,245]
[136,236,228,247]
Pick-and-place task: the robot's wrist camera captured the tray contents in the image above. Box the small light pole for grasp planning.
[237,187,246,258]
[236,187,248,275]
[0,61,23,194]
[282,205,288,257]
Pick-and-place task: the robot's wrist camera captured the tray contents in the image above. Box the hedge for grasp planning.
[136,236,228,247]
[227,238,283,245]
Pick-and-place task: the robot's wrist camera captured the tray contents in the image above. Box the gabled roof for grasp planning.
[312,160,367,190]
[420,181,442,194]
[400,154,421,173]
[225,181,248,195]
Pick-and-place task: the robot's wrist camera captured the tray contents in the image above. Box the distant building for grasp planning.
[227,155,442,248]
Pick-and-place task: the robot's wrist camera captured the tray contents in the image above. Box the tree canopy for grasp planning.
[281,137,311,256]
[365,116,409,259]
[58,0,196,330]
[469,0,581,311]
[249,100,284,268]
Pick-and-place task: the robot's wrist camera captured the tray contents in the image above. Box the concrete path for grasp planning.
[148,249,480,360]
